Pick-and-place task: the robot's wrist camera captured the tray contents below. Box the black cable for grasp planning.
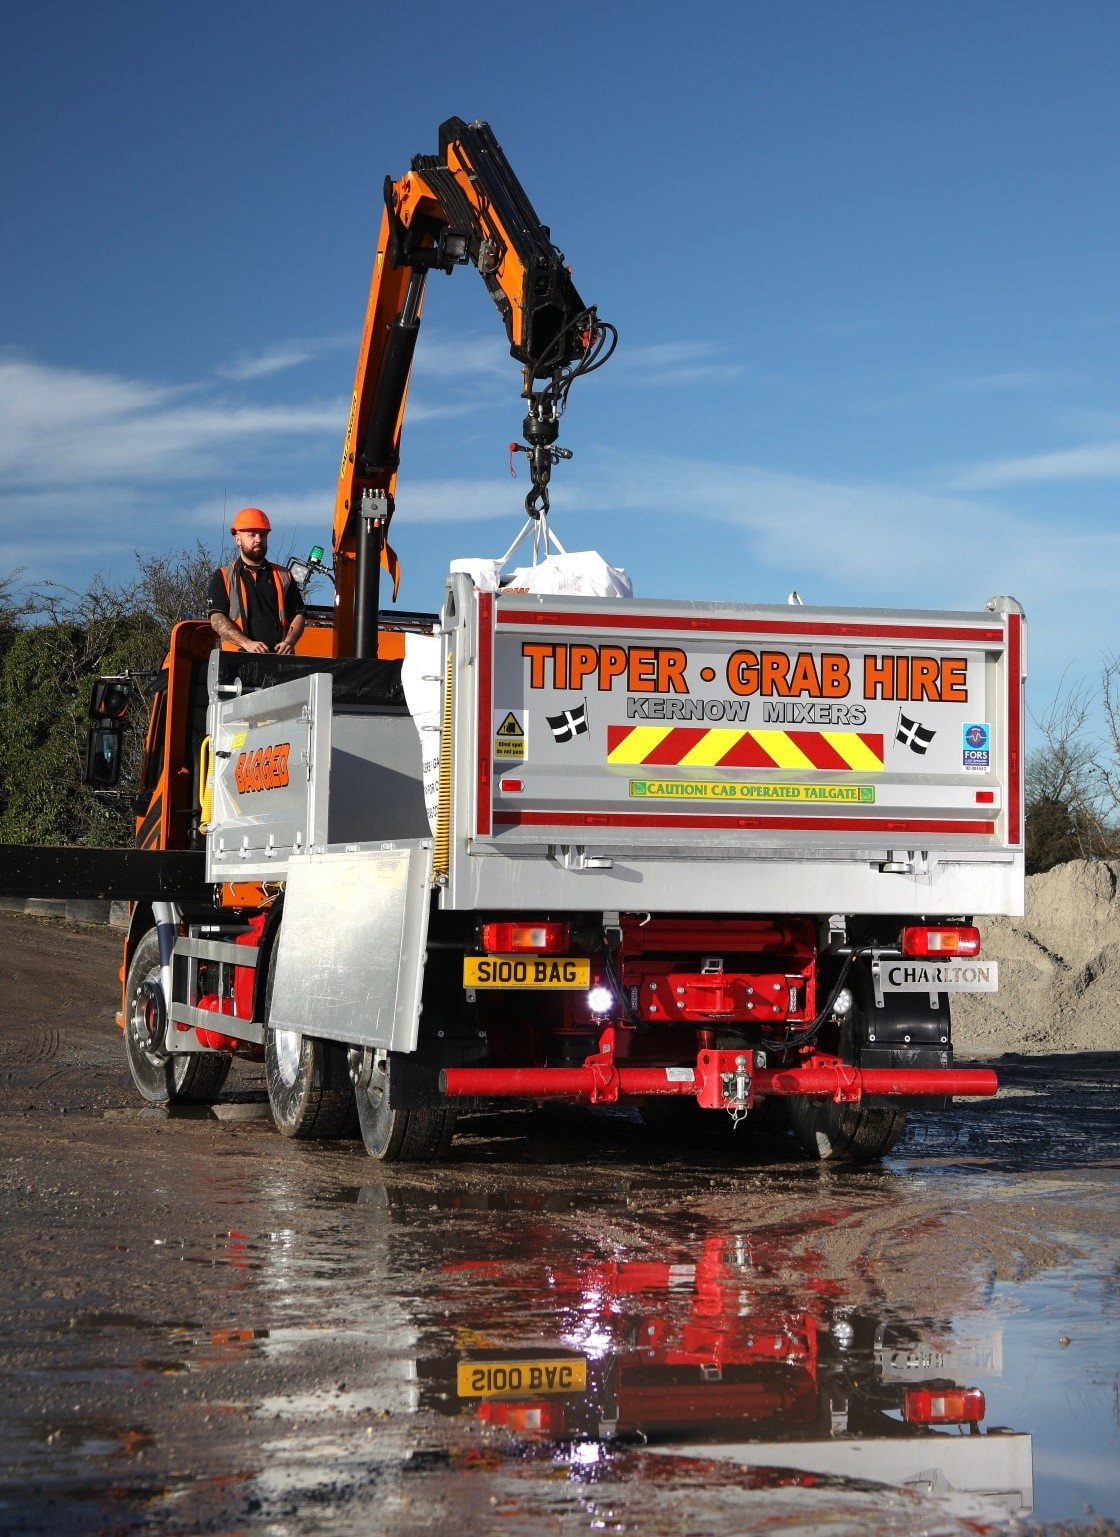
[780,948,870,1055]
[600,942,638,1026]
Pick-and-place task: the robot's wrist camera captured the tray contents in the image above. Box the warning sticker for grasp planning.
[494,710,526,761]
[629,779,876,804]
[609,724,883,772]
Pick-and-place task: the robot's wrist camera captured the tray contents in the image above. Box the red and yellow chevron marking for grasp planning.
[606,725,884,772]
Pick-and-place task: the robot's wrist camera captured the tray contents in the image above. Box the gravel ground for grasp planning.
[1,879,1119,1536]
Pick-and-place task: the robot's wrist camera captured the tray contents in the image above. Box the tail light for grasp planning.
[904,1386,985,1425]
[477,1400,565,1434]
[480,921,570,955]
[901,925,981,958]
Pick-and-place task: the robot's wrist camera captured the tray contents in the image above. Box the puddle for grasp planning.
[309,1177,1120,1526]
[977,1268,1120,1521]
[6,1085,1120,1534]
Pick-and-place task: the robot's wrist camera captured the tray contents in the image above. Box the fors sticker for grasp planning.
[962,722,990,772]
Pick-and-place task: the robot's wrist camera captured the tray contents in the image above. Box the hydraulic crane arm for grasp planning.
[332,117,615,657]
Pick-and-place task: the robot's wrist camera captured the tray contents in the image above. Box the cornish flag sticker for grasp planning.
[895,712,936,755]
[547,702,589,743]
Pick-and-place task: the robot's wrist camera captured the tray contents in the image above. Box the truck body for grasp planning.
[101,571,1023,1161]
[67,117,1025,1161]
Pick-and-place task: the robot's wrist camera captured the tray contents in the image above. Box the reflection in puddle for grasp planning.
[68,1159,1120,1527]
[326,1183,1037,1523]
[18,1152,1114,1533]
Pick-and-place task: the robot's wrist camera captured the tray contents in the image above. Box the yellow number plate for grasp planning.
[457,1358,588,1398]
[463,955,591,989]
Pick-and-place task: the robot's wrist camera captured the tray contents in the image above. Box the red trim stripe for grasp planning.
[498,609,1004,644]
[1006,612,1023,847]
[476,591,493,837]
[492,811,995,835]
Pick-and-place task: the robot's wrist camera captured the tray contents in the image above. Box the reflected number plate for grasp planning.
[457,1357,588,1398]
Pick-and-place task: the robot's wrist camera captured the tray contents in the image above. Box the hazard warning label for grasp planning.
[629,779,876,804]
[494,710,526,760]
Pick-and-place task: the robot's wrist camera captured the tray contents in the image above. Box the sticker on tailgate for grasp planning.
[629,779,876,804]
[608,725,884,772]
[464,956,591,989]
[494,709,526,760]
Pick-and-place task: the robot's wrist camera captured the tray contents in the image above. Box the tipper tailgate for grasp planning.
[445,578,1025,917]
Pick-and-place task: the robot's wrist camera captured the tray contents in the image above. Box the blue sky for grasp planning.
[2,1,1117,737]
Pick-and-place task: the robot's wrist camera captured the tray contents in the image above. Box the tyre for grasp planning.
[123,928,231,1106]
[351,1048,456,1162]
[786,1096,907,1162]
[265,1030,356,1139]
[263,939,356,1139]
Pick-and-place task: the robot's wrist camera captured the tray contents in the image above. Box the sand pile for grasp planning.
[951,859,1120,1055]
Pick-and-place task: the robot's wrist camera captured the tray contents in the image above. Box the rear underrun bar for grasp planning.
[440,1053,999,1108]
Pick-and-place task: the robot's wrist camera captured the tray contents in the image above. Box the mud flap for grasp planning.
[266,841,433,1053]
[860,990,953,1110]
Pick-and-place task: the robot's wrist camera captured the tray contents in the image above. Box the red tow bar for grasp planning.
[440,1050,998,1108]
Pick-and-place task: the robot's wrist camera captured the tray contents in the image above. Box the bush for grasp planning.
[0,542,215,847]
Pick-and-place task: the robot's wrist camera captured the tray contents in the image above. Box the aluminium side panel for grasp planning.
[205,672,331,883]
[265,841,433,1052]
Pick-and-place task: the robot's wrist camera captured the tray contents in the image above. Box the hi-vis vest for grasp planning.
[219,560,293,650]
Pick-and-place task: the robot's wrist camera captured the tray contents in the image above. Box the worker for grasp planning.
[208,508,306,655]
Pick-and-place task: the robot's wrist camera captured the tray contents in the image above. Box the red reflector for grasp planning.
[480,921,570,954]
[975,790,995,804]
[904,1386,985,1425]
[478,1400,563,1434]
[499,779,524,793]
[901,925,981,958]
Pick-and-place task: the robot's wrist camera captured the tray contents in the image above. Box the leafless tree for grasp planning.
[0,568,33,631]
[1027,671,1116,867]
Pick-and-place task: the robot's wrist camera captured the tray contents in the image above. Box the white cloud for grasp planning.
[611,339,745,387]
[411,329,512,382]
[4,350,1116,739]
[416,334,748,391]
[951,440,1120,490]
[217,334,351,381]
[389,478,528,524]
[0,353,342,487]
[549,451,1120,620]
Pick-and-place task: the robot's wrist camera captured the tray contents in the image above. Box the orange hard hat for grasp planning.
[231,506,271,534]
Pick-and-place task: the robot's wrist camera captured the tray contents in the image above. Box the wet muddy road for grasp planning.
[2,914,1119,1535]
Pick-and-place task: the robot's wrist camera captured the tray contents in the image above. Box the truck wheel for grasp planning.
[123,929,231,1106]
[263,942,356,1139]
[351,1049,456,1162]
[265,1031,356,1139]
[785,1096,907,1162]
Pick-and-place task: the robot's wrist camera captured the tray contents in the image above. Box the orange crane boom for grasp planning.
[331,116,615,656]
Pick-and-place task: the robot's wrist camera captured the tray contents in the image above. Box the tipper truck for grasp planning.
[60,118,1024,1162]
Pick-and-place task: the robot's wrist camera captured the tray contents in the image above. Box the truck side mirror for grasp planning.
[88,678,131,721]
[85,723,124,788]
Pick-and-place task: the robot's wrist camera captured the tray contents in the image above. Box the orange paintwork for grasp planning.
[330,120,592,656]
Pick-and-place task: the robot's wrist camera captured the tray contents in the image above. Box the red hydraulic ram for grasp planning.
[440,1049,998,1109]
